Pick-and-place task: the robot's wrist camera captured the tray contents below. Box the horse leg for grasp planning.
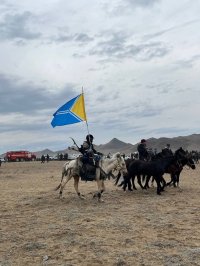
[151,176,155,187]
[131,176,137,190]
[114,172,121,186]
[144,175,151,189]
[154,175,162,195]
[176,173,180,187]
[137,174,145,189]
[59,174,72,198]
[94,179,105,202]
[160,176,166,191]
[118,180,125,187]
[172,174,177,187]
[122,176,129,191]
[127,176,133,191]
[74,176,85,199]
[166,176,173,187]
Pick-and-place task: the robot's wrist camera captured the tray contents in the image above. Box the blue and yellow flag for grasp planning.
[51,93,87,128]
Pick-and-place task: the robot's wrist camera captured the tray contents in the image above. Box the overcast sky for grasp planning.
[0,0,200,154]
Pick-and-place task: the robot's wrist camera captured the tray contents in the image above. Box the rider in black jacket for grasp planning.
[137,139,149,161]
[79,134,102,165]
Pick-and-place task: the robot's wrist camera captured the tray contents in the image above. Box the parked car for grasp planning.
[0,157,6,162]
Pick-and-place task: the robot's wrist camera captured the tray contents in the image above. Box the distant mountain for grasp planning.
[96,133,200,155]
[33,148,80,158]
[97,138,134,155]
[33,149,55,157]
[1,133,200,158]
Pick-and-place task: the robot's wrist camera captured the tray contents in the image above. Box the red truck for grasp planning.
[5,151,36,162]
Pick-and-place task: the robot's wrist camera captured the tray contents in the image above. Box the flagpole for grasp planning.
[82,87,90,136]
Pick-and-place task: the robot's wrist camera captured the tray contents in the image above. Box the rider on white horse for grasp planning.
[79,134,102,168]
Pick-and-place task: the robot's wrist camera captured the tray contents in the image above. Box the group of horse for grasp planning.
[55,147,196,201]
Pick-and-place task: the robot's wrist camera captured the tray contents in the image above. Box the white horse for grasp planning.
[55,152,127,201]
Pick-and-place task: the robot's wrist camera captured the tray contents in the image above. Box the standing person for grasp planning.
[46,154,50,163]
[0,158,2,167]
[41,155,45,163]
[137,139,149,161]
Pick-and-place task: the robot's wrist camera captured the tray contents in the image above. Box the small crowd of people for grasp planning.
[41,154,50,163]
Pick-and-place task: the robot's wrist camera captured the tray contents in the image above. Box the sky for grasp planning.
[0,0,200,154]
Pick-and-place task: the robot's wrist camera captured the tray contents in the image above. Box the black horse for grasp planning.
[165,147,196,187]
[114,158,134,190]
[141,147,195,188]
[121,155,181,195]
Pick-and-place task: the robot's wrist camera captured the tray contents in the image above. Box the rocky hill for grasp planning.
[1,133,200,158]
[96,134,200,155]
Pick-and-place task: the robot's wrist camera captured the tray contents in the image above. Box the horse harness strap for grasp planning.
[112,158,122,172]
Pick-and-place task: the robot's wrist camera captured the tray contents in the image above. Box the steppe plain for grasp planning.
[0,161,200,266]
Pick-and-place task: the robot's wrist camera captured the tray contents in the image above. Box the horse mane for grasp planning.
[175,147,186,156]
[112,152,121,159]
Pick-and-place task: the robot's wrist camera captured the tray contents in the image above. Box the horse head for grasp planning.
[108,153,128,176]
[185,155,196,169]
[175,148,196,170]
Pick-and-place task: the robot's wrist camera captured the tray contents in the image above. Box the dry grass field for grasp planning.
[0,161,200,266]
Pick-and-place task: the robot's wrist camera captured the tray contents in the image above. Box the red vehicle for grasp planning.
[5,151,36,162]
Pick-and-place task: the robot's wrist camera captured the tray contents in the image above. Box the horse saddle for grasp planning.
[80,163,96,181]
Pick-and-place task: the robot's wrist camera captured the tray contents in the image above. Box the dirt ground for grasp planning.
[0,161,200,266]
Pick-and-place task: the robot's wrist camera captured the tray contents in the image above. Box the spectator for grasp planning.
[41,155,45,163]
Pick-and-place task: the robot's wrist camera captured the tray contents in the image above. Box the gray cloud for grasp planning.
[103,0,160,16]
[146,127,190,135]
[125,0,160,8]
[51,32,93,45]
[0,11,41,41]
[89,33,170,61]
[143,19,200,41]
[173,54,200,69]
[146,81,176,94]
[0,122,48,133]
[0,73,76,114]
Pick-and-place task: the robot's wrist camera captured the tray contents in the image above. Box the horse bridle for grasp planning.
[184,155,195,170]
[113,157,126,172]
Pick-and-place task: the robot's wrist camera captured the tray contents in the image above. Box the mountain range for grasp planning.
[31,133,200,157]
[1,133,199,158]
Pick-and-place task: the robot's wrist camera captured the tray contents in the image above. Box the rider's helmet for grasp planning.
[141,139,146,143]
[86,134,94,142]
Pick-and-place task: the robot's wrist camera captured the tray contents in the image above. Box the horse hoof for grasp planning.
[79,194,85,199]
[98,198,104,203]
[93,192,98,198]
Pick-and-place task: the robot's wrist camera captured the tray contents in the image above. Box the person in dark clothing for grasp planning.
[79,134,102,166]
[137,139,149,161]
[162,144,173,156]
[46,154,50,163]
[41,155,45,163]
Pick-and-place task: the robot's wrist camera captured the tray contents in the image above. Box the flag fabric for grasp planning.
[51,93,87,128]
